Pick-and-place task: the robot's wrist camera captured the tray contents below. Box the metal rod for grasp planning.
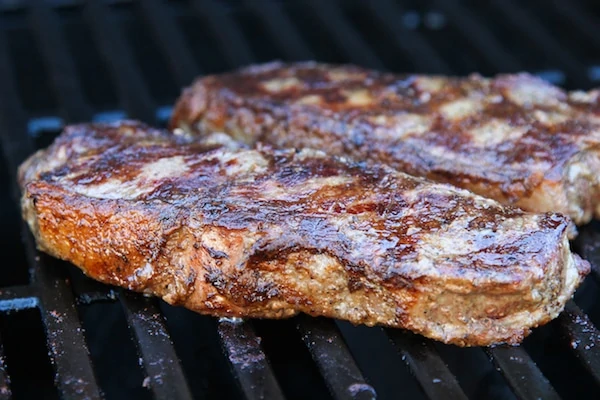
[546,0,600,52]
[488,0,588,87]
[190,0,254,67]
[28,0,93,122]
[485,346,560,400]
[0,285,38,312]
[303,0,384,70]
[573,223,600,284]
[558,301,600,385]
[120,291,194,400]
[364,0,451,73]
[243,0,315,61]
[217,319,286,400]
[386,330,468,400]
[431,0,520,71]
[0,29,102,400]
[138,0,200,87]
[297,316,376,400]
[83,0,156,122]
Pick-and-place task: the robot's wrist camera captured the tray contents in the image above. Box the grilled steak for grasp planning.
[19,121,589,346]
[171,61,600,225]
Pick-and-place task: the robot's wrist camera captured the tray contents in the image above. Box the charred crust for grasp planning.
[203,245,230,260]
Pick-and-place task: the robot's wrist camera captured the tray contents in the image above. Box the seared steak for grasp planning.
[19,121,589,346]
[171,61,600,225]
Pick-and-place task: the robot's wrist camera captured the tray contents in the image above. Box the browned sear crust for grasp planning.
[171,61,600,224]
[19,121,589,346]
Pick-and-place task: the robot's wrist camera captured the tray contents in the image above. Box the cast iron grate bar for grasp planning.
[0,29,102,400]
[84,0,156,122]
[28,0,94,122]
[138,0,200,87]
[242,0,315,61]
[35,256,103,399]
[558,300,600,385]
[190,0,255,67]
[69,268,119,306]
[546,0,600,51]
[431,0,520,71]
[217,319,286,400]
[386,330,468,400]
[0,340,10,400]
[365,0,451,73]
[485,346,560,400]
[574,224,600,283]
[74,288,118,306]
[0,285,38,312]
[488,0,588,87]
[296,316,377,400]
[0,38,35,182]
[304,0,385,69]
[120,291,194,400]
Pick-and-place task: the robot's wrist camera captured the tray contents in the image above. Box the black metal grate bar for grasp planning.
[558,300,600,385]
[138,0,200,87]
[546,0,600,51]
[243,0,315,61]
[35,259,103,399]
[217,319,286,400]
[0,28,102,400]
[0,340,10,400]
[575,224,600,283]
[83,0,156,122]
[365,0,451,73]
[0,285,38,312]
[28,0,94,121]
[431,0,520,71]
[386,330,468,400]
[304,0,385,69]
[296,316,376,400]
[488,0,588,87]
[75,288,118,306]
[69,267,119,306]
[120,292,194,400]
[190,0,255,67]
[1,0,84,10]
[485,346,560,400]
[0,37,35,183]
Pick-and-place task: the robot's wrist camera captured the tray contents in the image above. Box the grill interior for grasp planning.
[1,1,600,399]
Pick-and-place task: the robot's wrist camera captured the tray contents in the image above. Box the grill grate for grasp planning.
[0,1,599,399]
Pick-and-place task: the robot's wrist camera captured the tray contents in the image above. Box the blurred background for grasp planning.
[1,1,600,399]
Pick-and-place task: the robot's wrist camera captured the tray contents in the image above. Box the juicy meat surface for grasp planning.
[171,61,600,225]
[19,121,589,346]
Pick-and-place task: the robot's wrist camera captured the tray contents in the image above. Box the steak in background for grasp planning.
[171,61,600,225]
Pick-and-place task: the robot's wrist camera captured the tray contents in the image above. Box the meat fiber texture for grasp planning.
[171,61,600,225]
[18,121,589,346]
